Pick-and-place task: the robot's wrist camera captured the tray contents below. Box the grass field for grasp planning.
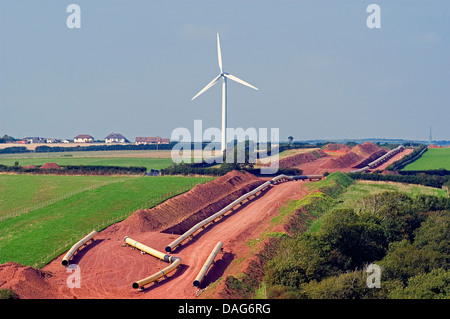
[334,180,447,210]
[403,148,450,170]
[0,175,213,267]
[0,156,173,171]
[0,175,127,216]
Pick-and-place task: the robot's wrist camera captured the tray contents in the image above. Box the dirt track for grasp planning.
[36,179,308,299]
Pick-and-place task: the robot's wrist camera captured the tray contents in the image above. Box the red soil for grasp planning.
[112,170,264,236]
[278,150,328,169]
[291,142,388,175]
[322,143,351,152]
[0,262,58,299]
[40,163,61,170]
[0,170,310,299]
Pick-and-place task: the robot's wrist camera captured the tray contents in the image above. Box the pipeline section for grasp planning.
[350,145,405,173]
[124,236,182,289]
[62,230,97,266]
[193,241,223,287]
[165,174,321,253]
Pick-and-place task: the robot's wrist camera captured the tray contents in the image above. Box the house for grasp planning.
[74,135,94,143]
[135,136,170,145]
[105,133,129,143]
[24,137,46,144]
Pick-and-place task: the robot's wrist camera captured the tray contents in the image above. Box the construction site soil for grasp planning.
[288,142,393,175]
[0,171,310,299]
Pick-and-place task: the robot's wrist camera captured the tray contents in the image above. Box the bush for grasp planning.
[300,270,386,299]
[319,209,387,267]
[390,268,450,299]
[380,240,445,285]
[0,288,17,299]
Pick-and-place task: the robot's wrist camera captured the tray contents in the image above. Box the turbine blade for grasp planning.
[192,75,221,100]
[217,33,223,73]
[224,73,259,91]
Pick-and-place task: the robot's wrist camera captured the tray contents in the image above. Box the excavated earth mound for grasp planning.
[322,143,352,152]
[109,171,265,236]
[40,163,61,170]
[290,142,389,174]
[0,262,56,299]
[319,142,387,169]
[278,150,328,169]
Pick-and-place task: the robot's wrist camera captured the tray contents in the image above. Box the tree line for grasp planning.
[0,164,146,175]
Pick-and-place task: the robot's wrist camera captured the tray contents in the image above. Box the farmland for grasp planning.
[0,152,174,171]
[403,148,450,171]
[0,175,213,267]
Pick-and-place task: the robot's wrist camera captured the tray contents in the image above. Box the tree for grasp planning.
[288,136,294,147]
[319,209,387,267]
[223,139,256,171]
[380,239,445,285]
[413,211,450,257]
[264,234,340,289]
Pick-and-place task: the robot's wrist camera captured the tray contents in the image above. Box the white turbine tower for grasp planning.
[192,33,259,153]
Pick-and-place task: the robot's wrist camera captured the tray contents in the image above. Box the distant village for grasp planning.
[12,133,170,145]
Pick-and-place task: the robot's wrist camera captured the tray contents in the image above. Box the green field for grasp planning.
[334,180,447,210]
[0,157,173,171]
[0,175,127,215]
[403,148,450,170]
[0,175,213,267]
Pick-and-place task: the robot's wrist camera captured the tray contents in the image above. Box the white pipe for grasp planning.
[193,241,223,287]
[165,174,314,253]
[62,230,97,266]
[124,236,182,289]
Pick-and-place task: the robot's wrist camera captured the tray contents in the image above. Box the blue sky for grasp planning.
[0,0,449,142]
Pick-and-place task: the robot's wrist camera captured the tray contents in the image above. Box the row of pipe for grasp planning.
[62,230,97,266]
[165,174,320,253]
[61,174,322,289]
[350,145,405,173]
[124,236,182,289]
[127,174,312,288]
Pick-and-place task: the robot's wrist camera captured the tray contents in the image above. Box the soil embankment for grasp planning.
[287,142,392,175]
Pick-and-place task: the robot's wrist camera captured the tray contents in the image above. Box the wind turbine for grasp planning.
[192,33,259,153]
